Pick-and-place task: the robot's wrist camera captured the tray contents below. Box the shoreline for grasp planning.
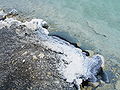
[0,8,119,90]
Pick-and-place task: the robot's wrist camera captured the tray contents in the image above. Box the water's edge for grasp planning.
[0,0,120,89]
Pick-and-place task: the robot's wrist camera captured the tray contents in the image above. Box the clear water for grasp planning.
[0,0,120,89]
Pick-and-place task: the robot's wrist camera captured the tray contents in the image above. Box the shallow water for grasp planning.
[0,0,120,89]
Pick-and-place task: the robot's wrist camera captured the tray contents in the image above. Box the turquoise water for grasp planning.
[0,0,120,89]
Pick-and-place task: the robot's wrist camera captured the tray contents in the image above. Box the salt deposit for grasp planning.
[0,12,105,89]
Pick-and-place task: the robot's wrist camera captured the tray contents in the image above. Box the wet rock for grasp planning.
[38,53,45,58]
[97,68,110,83]
[41,21,49,29]
[82,50,90,56]
[48,31,80,48]
[32,55,38,60]
[0,15,5,21]
[0,10,6,21]
[7,9,18,16]
[22,51,28,56]
[0,9,19,21]
[85,50,94,57]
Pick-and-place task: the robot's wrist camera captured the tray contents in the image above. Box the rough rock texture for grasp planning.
[0,25,74,90]
[0,10,106,90]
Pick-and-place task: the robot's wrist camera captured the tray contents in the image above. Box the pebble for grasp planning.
[38,53,45,58]
[86,50,94,57]
[41,21,49,29]
[8,9,18,16]
[22,59,26,63]
[47,72,52,76]
[22,51,28,55]
[76,42,81,47]
[32,55,38,60]
[0,15,5,21]
[0,9,18,20]
[0,10,6,21]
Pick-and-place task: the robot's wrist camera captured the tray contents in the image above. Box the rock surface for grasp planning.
[0,23,74,90]
[0,10,106,90]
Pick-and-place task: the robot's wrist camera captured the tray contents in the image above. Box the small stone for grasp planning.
[8,9,18,16]
[22,59,26,63]
[47,72,52,76]
[76,42,81,47]
[0,10,6,21]
[41,21,49,29]
[116,80,120,90]
[38,53,45,58]
[22,51,28,55]
[0,9,5,15]
[86,50,94,57]
[0,15,5,21]
[54,80,60,84]
[33,55,38,60]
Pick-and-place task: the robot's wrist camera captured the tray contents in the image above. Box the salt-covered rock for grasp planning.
[41,21,49,29]
[0,9,6,21]
[0,9,18,21]
[23,19,49,35]
[0,15,106,90]
[7,9,18,16]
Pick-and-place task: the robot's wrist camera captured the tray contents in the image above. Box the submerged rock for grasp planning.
[48,31,92,57]
[0,9,18,21]
[49,31,80,48]
[41,21,49,29]
[98,68,110,83]
[7,9,18,16]
[0,10,6,21]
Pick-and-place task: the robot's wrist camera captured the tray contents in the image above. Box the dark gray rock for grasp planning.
[0,26,73,90]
